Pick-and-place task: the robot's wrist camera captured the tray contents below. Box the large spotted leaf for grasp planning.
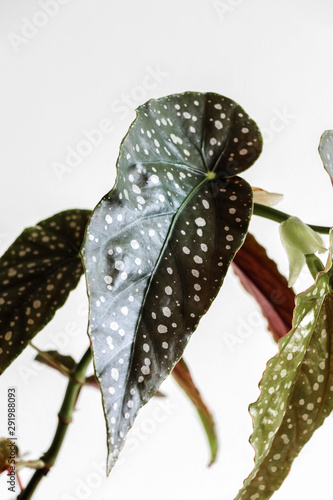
[0,209,90,373]
[235,235,333,500]
[82,91,263,472]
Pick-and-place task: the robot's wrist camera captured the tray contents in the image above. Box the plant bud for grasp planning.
[279,217,326,286]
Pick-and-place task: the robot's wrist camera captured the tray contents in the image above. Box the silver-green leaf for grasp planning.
[82,91,262,472]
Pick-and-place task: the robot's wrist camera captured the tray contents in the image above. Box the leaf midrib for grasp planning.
[117,175,211,427]
[124,160,207,177]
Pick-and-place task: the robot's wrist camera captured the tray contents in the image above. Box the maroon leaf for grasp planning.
[232,233,295,341]
[172,358,218,465]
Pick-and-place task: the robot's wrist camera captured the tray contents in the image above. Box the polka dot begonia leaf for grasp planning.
[235,232,333,500]
[81,91,263,473]
[0,209,91,374]
[319,130,333,183]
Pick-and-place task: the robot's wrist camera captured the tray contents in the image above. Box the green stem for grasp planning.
[305,253,325,281]
[17,346,92,500]
[253,203,331,234]
[16,460,45,471]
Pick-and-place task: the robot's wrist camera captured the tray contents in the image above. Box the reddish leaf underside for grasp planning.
[232,233,295,342]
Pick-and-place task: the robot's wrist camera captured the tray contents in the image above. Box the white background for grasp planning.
[1,1,333,499]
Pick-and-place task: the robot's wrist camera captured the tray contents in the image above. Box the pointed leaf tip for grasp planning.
[82,91,263,472]
[0,209,90,373]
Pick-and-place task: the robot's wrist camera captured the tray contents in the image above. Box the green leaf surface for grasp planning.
[172,358,218,466]
[319,130,333,182]
[235,235,333,500]
[82,91,262,472]
[0,209,90,373]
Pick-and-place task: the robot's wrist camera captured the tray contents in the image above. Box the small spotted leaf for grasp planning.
[319,130,333,184]
[82,91,263,473]
[232,233,295,342]
[0,209,90,373]
[235,232,333,500]
[172,358,218,466]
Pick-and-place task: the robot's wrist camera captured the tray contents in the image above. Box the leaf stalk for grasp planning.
[17,346,92,500]
[253,203,331,234]
[305,253,325,281]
